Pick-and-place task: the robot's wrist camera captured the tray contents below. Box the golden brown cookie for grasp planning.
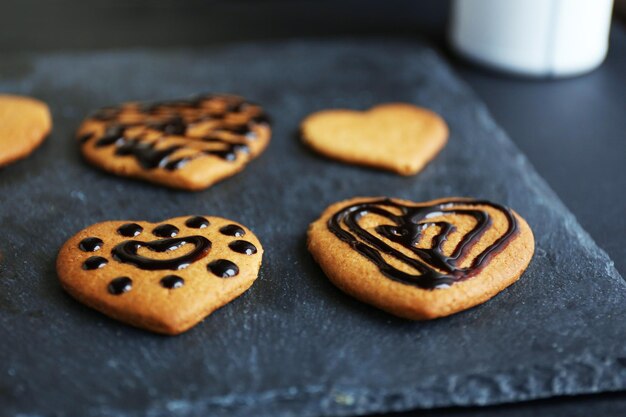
[307,197,534,320]
[301,103,448,175]
[77,94,271,190]
[0,94,52,167]
[57,215,263,335]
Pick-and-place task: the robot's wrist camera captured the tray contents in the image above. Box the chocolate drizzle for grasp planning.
[112,236,211,271]
[327,198,520,289]
[80,94,270,170]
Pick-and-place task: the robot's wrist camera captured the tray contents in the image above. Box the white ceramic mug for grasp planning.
[449,0,615,77]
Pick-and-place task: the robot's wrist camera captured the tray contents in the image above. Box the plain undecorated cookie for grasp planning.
[301,103,448,175]
[77,94,271,190]
[307,197,534,320]
[57,215,263,335]
[0,94,52,167]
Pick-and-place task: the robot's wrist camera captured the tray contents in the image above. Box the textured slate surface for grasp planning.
[0,40,625,417]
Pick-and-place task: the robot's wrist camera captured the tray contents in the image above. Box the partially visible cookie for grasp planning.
[307,197,534,320]
[77,94,271,190]
[301,103,448,175]
[0,94,52,167]
[57,215,263,335]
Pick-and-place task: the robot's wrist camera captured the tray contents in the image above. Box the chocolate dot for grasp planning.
[79,237,103,252]
[78,133,94,144]
[207,259,239,278]
[219,224,245,237]
[153,224,179,238]
[149,117,186,135]
[185,216,210,229]
[160,275,185,289]
[225,124,252,136]
[83,256,108,270]
[228,102,245,112]
[108,277,132,295]
[96,125,126,147]
[118,223,143,237]
[228,240,257,255]
[251,113,271,126]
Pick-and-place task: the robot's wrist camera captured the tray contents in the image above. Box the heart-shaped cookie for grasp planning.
[77,94,271,191]
[301,103,448,175]
[0,94,52,167]
[57,216,263,335]
[307,197,534,319]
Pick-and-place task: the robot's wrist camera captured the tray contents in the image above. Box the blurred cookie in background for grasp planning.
[0,94,52,167]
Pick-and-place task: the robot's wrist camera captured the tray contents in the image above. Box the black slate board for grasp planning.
[1,40,625,417]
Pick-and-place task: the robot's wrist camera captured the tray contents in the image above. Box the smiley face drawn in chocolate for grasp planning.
[57,216,264,335]
[112,236,211,271]
[75,217,259,295]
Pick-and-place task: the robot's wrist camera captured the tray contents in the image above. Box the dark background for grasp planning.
[1,1,625,416]
[0,1,449,52]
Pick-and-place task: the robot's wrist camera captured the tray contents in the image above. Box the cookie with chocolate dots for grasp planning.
[57,215,263,335]
[76,94,271,190]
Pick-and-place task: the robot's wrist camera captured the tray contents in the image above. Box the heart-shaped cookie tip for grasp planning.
[57,216,263,335]
[307,197,534,320]
[301,103,448,175]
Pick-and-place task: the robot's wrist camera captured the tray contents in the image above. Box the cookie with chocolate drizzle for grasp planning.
[307,197,534,320]
[57,216,263,335]
[77,94,271,190]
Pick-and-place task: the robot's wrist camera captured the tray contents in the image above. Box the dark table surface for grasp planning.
[449,28,626,279]
[400,22,626,417]
[388,22,626,417]
[1,1,625,416]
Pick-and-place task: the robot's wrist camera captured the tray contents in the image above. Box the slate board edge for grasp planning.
[62,354,626,417]
[144,47,626,417]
